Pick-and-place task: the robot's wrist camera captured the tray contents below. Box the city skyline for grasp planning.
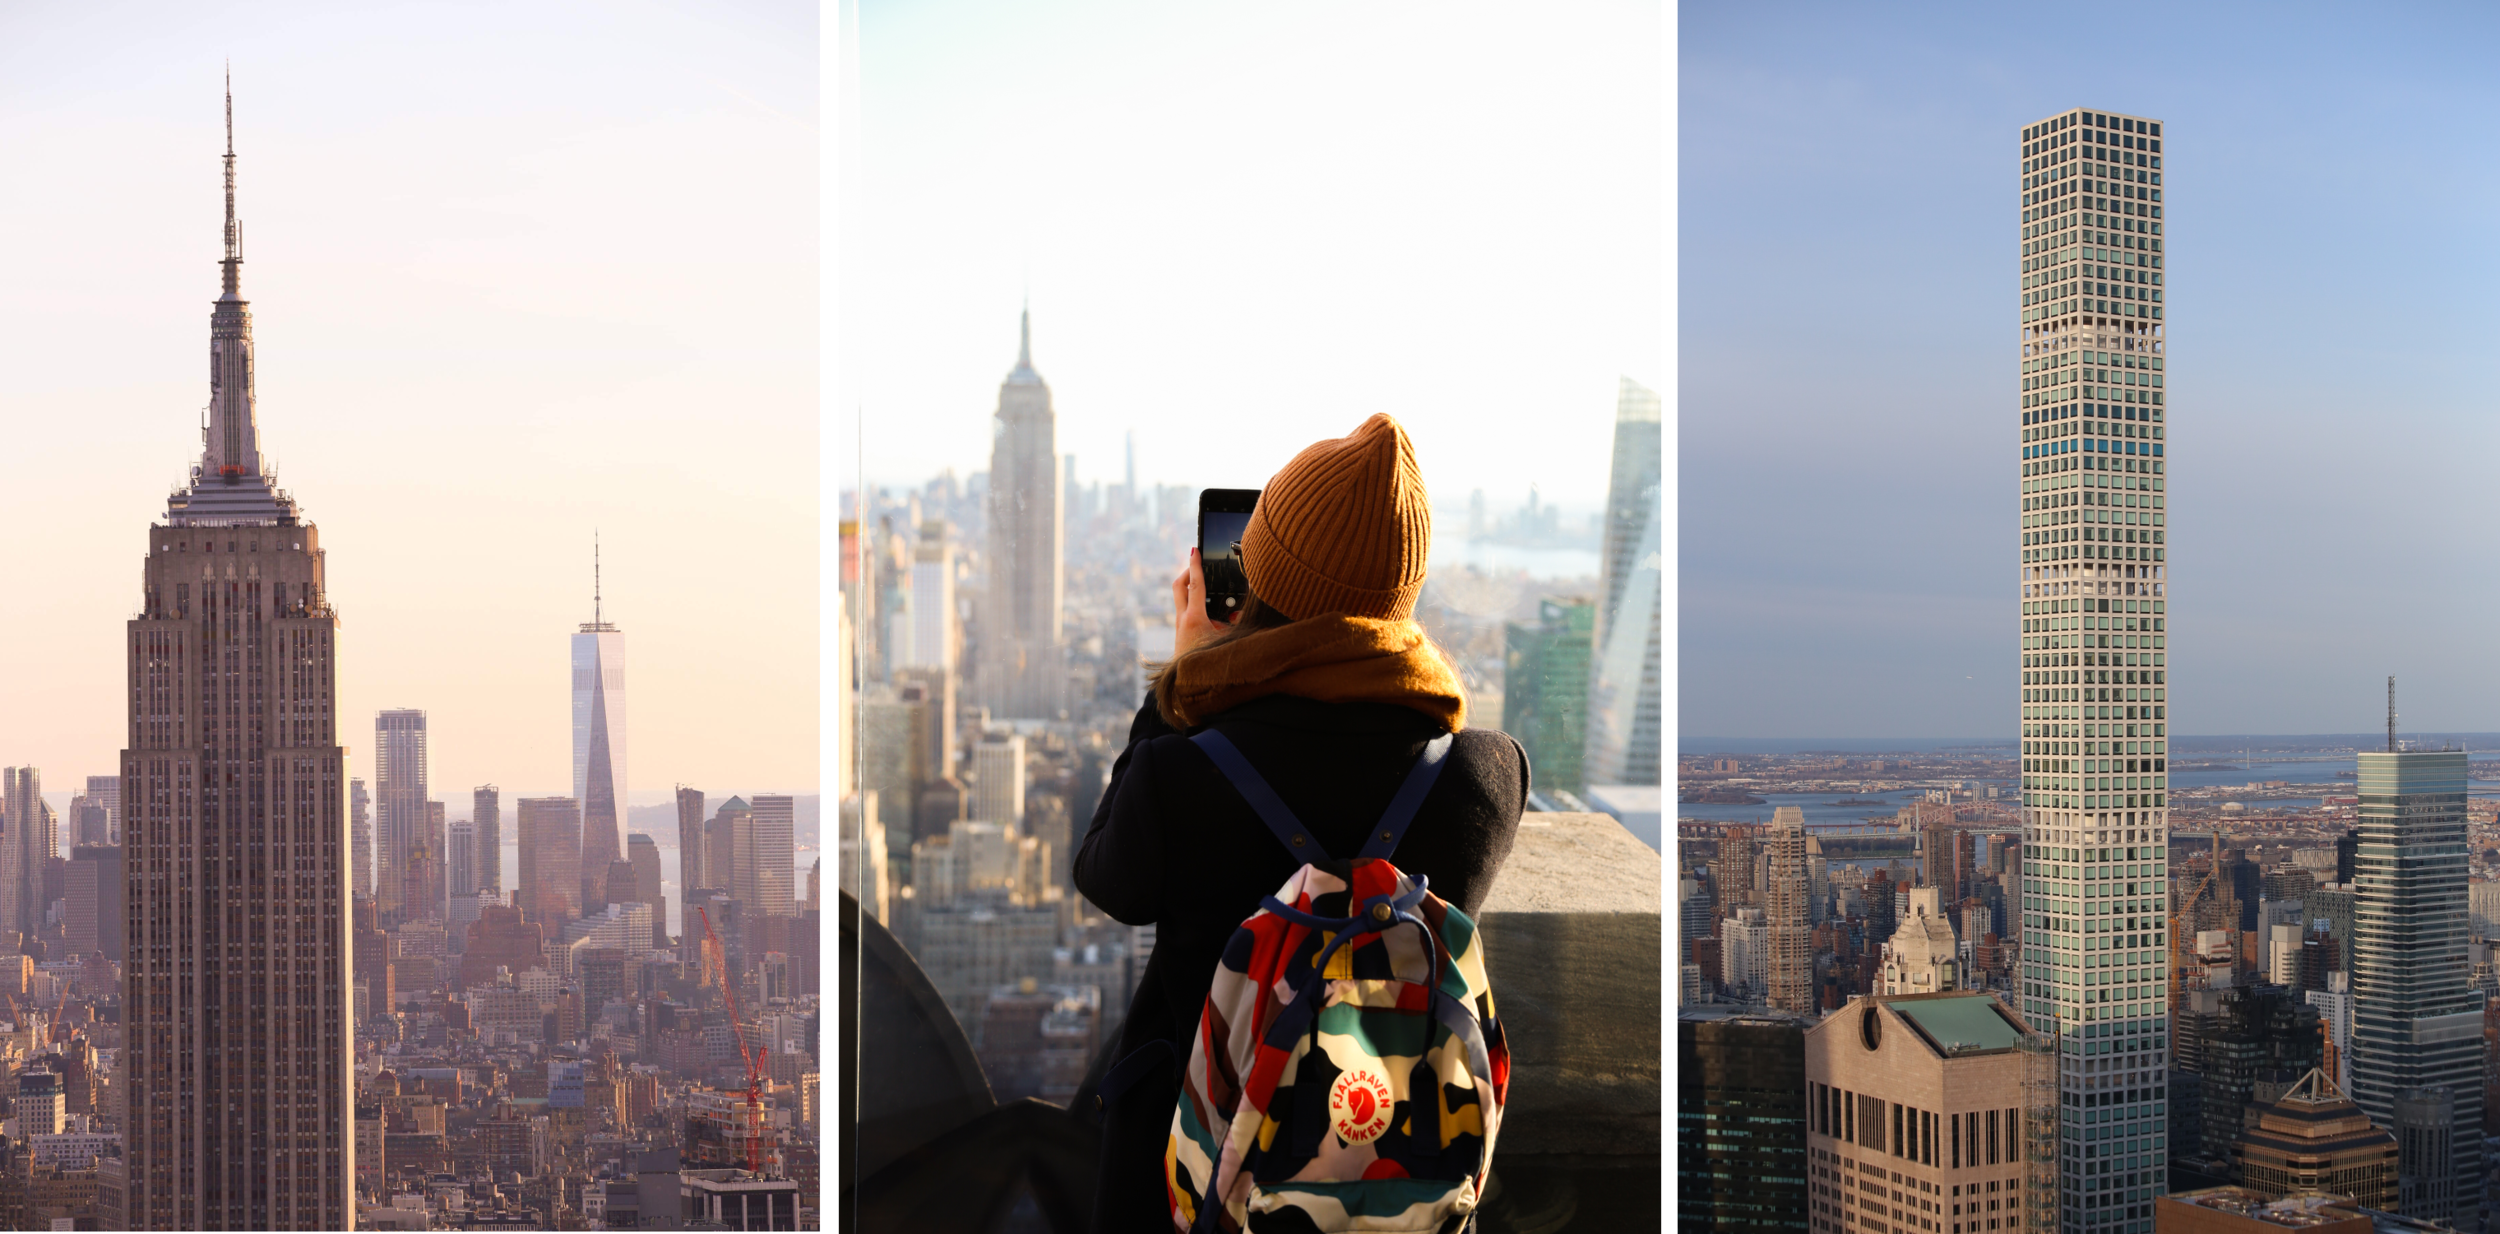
[0,5,819,798]
[1683,2,2500,738]
[841,0,1662,518]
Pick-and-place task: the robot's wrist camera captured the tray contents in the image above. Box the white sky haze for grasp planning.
[0,1,820,804]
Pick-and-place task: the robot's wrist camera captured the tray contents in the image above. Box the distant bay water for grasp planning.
[1429,539,1600,580]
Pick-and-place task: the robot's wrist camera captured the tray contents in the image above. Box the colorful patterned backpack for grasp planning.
[1160,729,1509,1233]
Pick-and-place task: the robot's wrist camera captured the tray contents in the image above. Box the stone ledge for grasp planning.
[1474,811,1662,1160]
[1479,812,1662,915]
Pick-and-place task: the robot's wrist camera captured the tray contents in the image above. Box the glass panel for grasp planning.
[840,8,1663,1228]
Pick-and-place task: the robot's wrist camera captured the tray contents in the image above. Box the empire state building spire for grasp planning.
[221,65,242,300]
[174,70,294,526]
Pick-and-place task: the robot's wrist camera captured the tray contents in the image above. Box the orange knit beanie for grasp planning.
[1240,413,1432,621]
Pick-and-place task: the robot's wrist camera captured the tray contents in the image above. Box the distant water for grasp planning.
[1679,738,2013,756]
[2166,756,2353,792]
[1428,540,1600,580]
[1673,788,1939,829]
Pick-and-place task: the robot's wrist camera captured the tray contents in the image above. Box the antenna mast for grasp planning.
[595,531,602,627]
[221,64,241,297]
[2387,676,2396,754]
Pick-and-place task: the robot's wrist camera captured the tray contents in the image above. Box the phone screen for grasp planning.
[1201,509,1255,613]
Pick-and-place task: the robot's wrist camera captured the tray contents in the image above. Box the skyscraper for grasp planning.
[82,775,121,846]
[63,856,100,960]
[982,308,1065,720]
[973,734,1026,831]
[375,709,429,921]
[675,786,706,940]
[473,784,501,895]
[2346,746,2483,1223]
[0,768,54,949]
[906,521,956,673]
[1502,597,1595,797]
[628,833,665,945]
[1764,805,1813,1015]
[1681,1006,1809,1232]
[741,795,796,921]
[447,816,480,939]
[1587,377,1662,788]
[517,797,583,929]
[350,777,372,900]
[413,798,447,922]
[121,84,351,1227]
[708,796,744,918]
[448,819,477,904]
[573,545,626,907]
[2012,105,2170,1234]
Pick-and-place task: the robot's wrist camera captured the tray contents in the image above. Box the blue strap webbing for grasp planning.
[1356,733,1454,860]
[1192,729,1456,865]
[1191,729,1323,860]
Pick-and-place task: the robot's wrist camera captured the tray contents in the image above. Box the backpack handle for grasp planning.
[1191,730,1455,865]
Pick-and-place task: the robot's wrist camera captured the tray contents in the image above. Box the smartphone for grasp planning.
[1198,488,1260,624]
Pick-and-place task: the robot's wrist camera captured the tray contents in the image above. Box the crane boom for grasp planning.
[698,907,772,1175]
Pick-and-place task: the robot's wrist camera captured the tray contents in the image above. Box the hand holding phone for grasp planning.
[1171,548,1232,660]
[1197,488,1259,625]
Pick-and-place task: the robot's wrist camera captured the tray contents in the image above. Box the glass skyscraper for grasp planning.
[1588,377,1662,788]
[573,566,626,904]
[2010,105,2170,1234]
[2347,748,2483,1224]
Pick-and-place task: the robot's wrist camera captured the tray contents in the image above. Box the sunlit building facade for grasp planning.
[2010,105,2171,1234]
[120,88,352,1227]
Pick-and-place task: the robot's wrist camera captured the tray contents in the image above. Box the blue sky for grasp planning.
[1679,2,2500,739]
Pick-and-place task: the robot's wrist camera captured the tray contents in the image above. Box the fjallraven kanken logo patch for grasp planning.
[1329,1068,1393,1146]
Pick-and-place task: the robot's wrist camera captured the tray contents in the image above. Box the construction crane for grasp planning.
[698,906,775,1176]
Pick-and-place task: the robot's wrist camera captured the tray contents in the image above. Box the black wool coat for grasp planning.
[1072,691,1527,1232]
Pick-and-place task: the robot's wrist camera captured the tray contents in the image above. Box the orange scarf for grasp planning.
[1159,615,1468,732]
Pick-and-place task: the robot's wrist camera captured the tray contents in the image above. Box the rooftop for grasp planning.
[1881,992,2027,1055]
[2163,1187,2368,1230]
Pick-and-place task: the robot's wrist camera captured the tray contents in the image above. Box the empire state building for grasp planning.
[982,308,1065,720]
[119,85,353,1229]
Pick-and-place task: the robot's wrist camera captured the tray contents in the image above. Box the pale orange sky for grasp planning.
[0,2,820,804]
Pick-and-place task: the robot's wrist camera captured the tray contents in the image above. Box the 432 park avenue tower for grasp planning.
[120,86,354,1228]
[2012,105,2170,1234]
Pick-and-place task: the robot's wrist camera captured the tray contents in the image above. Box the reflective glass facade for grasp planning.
[572,626,627,895]
[2347,750,2482,1223]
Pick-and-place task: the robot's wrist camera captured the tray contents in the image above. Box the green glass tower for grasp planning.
[1503,596,1594,796]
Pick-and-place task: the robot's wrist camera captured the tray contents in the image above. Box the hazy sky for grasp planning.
[0,1,819,803]
[1681,2,2500,739]
[838,0,1663,521]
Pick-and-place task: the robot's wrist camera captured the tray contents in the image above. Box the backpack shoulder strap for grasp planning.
[1191,729,1329,862]
[1354,733,1456,861]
